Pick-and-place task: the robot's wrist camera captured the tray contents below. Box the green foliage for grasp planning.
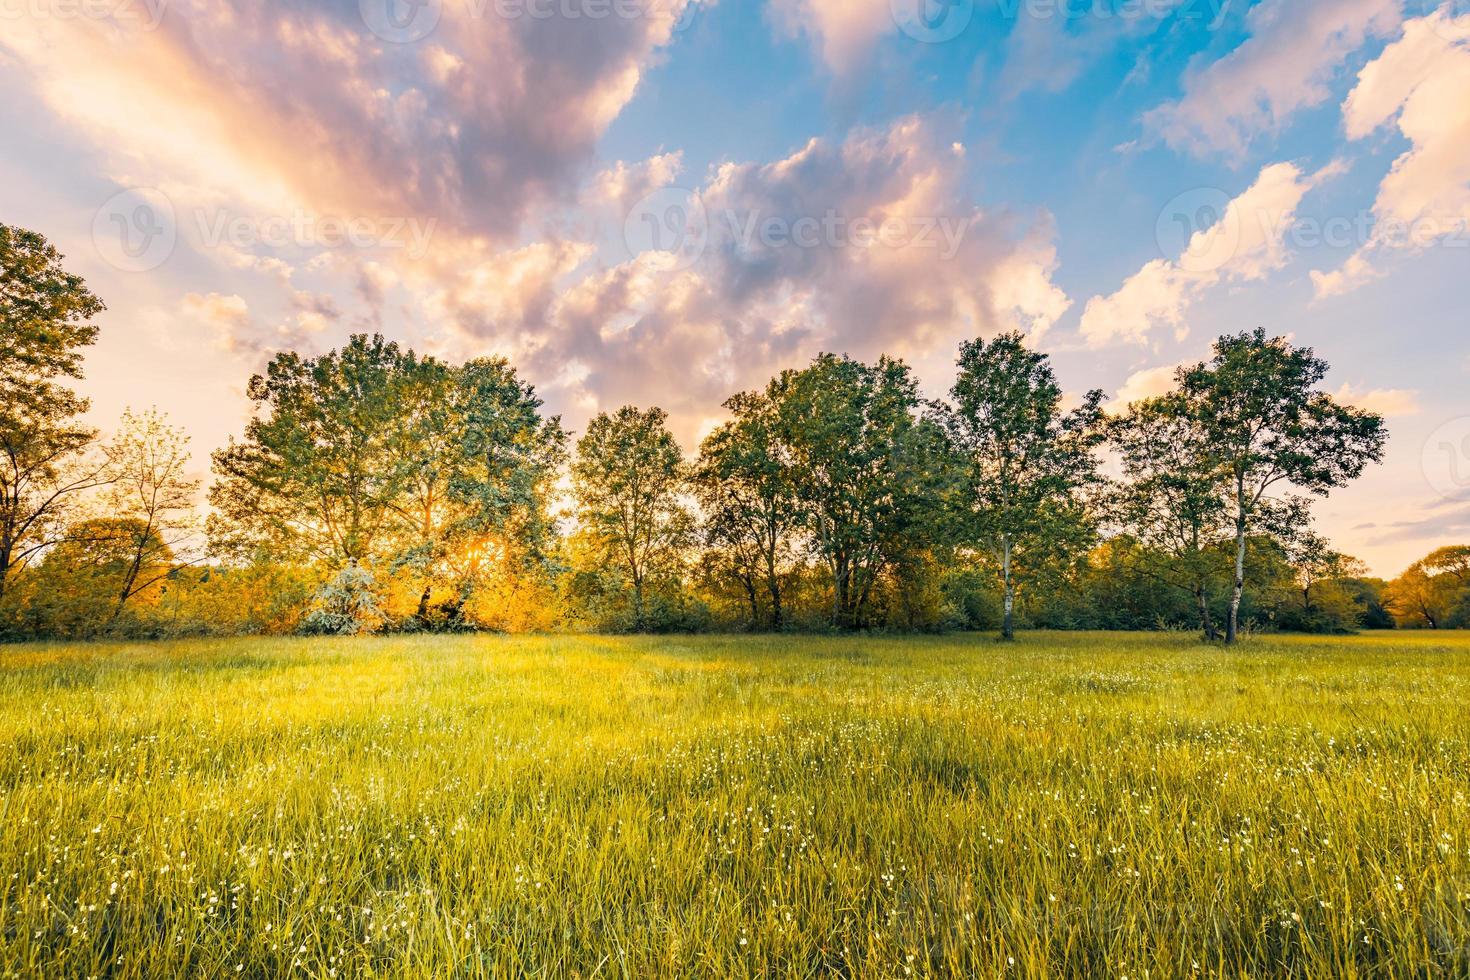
[211,334,419,563]
[571,406,694,632]
[1179,328,1388,643]
[771,353,948,629]
[299,562,386,636]
[693,389,801,631]
[943,333,1105,639]
[0,224,108,607]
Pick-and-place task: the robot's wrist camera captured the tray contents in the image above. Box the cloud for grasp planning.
[587,152,686,213]
[2,8,1065,446]
[1080,161,1318,346]
[1144,0,1402,158]
[419,117,1071,442]
[1109,362,1184,409]
[767,0,895,78]
[183,290,333,360]
[998,1,1186,99]
[1333,383,1421,418]
[0,0,692,242]
[1314,9,1470,298]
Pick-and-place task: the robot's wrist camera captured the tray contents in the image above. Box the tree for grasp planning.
[943,333,1104,640]
[1279,531,1366,633]
[770,353,943,629]
[1179,329,1387,644]
[572,406,692,631]
[0,225,110,605]
[101,409,201,624]
[1109,394,1231,640]
[1385,562,1457,629]
[19,518,173,639]
[210,334,415,564]
[1420,546,1470,588]
[386,356,565,625]
[693,389,800,630]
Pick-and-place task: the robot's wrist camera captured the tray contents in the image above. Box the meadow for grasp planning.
[0,632,1467,978]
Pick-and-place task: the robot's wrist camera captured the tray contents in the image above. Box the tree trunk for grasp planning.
[1195,585,1217,642]
[766,545,783,632]
[1226,510,1247,646]
[833,558,849,629]
[1001,535,1015,642]
[633,575,645,632]
[415,582,433,622]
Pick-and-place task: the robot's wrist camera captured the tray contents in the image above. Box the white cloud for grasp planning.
[415,117,1071,442]
[1080,162,1319,346]
[767,0,894,78]
[1144,0,1402,158]
[1110,362,1184,409]
[1333,383,1421,417]
[1315,9,1470,298]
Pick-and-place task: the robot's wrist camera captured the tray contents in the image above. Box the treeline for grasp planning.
[5,222,1457,643]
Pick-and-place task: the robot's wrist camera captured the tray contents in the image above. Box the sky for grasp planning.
[1,0,1468,576]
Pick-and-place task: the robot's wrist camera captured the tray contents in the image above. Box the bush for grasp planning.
[299,563,386,636]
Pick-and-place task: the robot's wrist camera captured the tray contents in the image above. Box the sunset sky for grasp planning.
[2,0,1467,575]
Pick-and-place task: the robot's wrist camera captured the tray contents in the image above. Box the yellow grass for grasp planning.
[1,631,1468,977]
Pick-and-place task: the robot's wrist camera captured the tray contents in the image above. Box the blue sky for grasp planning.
[1,0,1468,573]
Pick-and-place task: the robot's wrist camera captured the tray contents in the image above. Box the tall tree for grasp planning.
[693,389,800,630]
[1109,393,1231,640]
[770,353,942,629]
[0,225,110,604]
[1385,562,1457,630]
[572,406,692,631]
[1420,546,1470,588]
[434,358,565,622]
[1180,328,1387,644]
[944,333,1104,640]
[102,408,201,624]
[210,334,414,564]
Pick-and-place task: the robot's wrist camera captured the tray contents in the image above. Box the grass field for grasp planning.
[1,632,1468,978]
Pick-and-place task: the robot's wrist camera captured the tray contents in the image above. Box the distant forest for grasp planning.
[5,223,1465,643]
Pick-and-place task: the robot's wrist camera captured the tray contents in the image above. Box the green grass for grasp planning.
[1,631,1468,978]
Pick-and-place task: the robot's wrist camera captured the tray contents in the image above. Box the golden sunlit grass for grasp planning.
[1,631,1468,977]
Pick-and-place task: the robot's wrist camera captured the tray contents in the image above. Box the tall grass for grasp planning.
[1,631,1467,977]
